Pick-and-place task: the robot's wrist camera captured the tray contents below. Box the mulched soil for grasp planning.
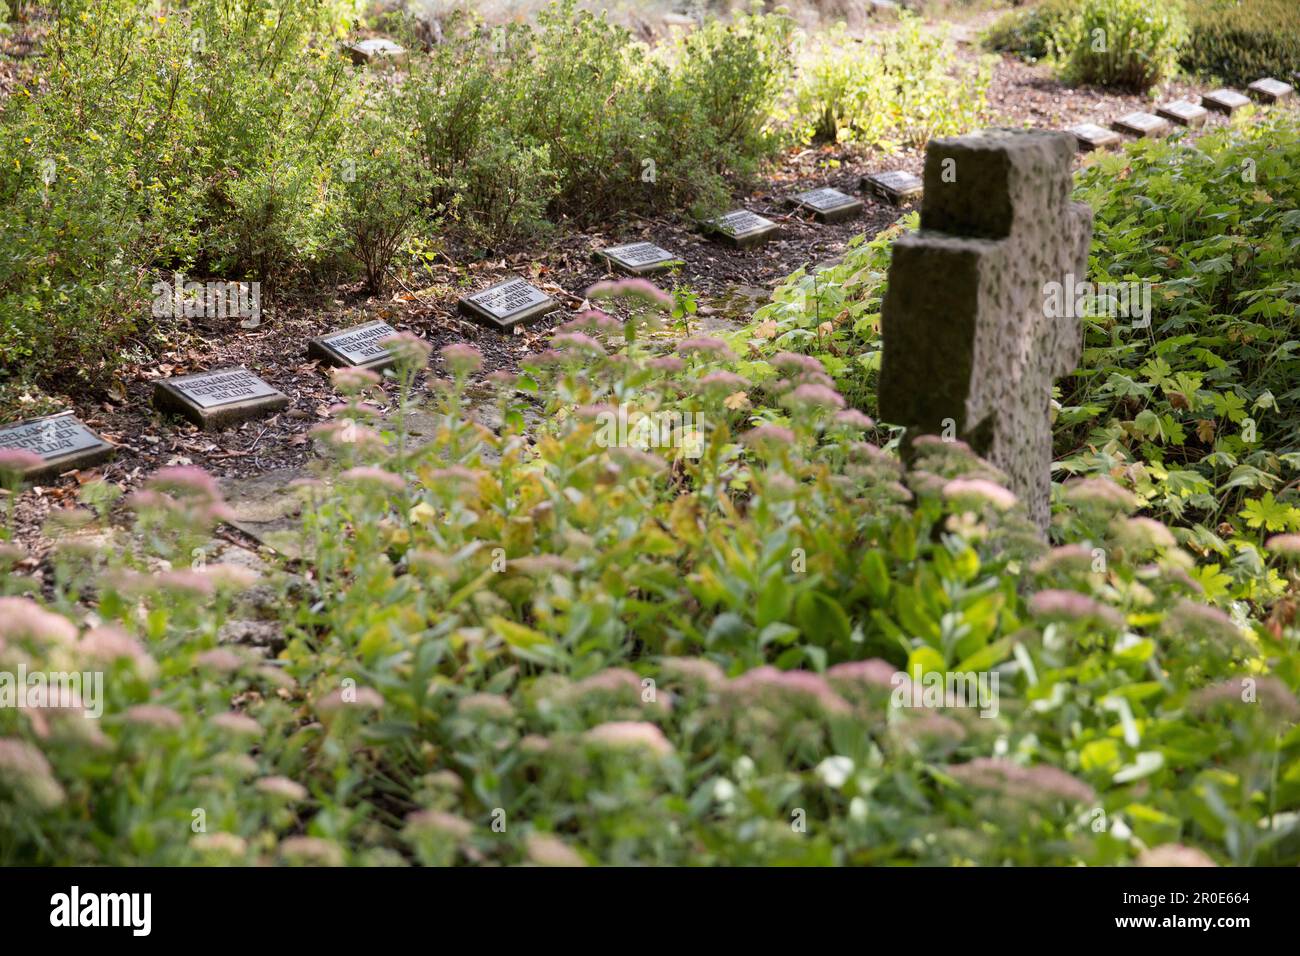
[3,14,1294,560]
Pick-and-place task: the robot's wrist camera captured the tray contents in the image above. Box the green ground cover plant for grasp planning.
[746,113,1300,605]
[5,236,1300,864]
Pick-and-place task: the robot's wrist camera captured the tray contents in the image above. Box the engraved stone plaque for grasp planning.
[702,209,780,249]
[787,187,863,224]
[1248,78,1294,103]
[1065,123,1121,152]
[1202,88,1252,114]
[862,170,923,205]
[153,367,289,430]
[308,320,398,370]
[594,242,682,276]
[0,413,114,481]
[1155,101,1208,128]
[1112,111,1170,138]
[458,277,560,331]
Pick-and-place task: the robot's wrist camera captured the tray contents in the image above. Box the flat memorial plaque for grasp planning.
[1155,101,1208,127]
[702,209,781,250]
[0,413,113,481]
[1248,78,1294,103]
[1112,111,1170,138]
[345,38,406,66]
[153,367,289,430]
[593,242,683,276]
[787,187,863,224]
[1065,123,1121,152]
[458,277,559,331]
[862,170,923,205]
[1202,88,1251,114]
[308,320,398,370]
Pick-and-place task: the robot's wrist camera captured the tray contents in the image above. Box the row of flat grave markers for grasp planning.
[1066,77,1295,152]
[4,79,1290,479]
[0,170,928,474]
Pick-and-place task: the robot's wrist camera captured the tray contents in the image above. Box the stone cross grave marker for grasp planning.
[1112,111,1170,138]
[1248,78,1294,103]
[593,242,683,276]
[308,320,398,371]
[0,412,114,482]
[1202,88,1251,114]
[702,210,780,250]
[862,170,923,205]
[786,187,863,224]
[154,367,289,430]
[458,276,560,331]
[1065,123,1120,152]
[1156,101,1208,128]
[879,128,1094,529]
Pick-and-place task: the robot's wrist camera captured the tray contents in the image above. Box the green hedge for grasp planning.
[1182,0,1300,86]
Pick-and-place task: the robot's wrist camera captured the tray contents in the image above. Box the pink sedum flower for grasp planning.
[256,775,309,801]
[339,466,405,493]
[583,721,675,758]
[943,477,1018,513]
[440,343,483,375]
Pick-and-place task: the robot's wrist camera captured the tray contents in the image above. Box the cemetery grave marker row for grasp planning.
[4,74,1293,484]
[1067,76,1294,151]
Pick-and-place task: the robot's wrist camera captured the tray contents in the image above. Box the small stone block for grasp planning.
[1202,88,1252,114]
[0,413,114,482]
[1155,101,1208,127]
[593,242,683,276]
[153,367,289,430]
[701,210,781,250]
[1111,111,1170,138]
[1248,78,1294,103]
[308,320,398,371]
[345,38,406,66]
[862,170,923,205]
[787,187,863,224]
[870,0,900,18]
[1065,123,1121,152]
[458,277,560,330]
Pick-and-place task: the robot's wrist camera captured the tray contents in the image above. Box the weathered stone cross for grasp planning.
[879,129,1093,529]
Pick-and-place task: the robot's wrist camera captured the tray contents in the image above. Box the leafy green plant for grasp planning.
[1181,0,1300,87]
[333,96,433,292]
[6,271,1300,866]
[0,0,357,396]
[981,0,1076,62]
[1058,0,1188,91]
[791,16,995,149]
